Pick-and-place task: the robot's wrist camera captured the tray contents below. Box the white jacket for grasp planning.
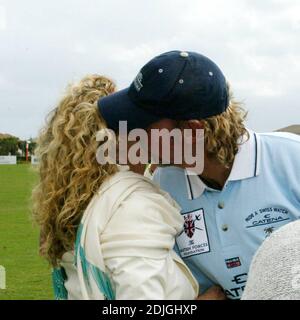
[60,169,199,300]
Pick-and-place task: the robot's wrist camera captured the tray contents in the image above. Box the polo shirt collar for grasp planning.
[185,129,261,200]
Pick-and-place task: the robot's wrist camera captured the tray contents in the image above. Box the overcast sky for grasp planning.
[0,0,300,139]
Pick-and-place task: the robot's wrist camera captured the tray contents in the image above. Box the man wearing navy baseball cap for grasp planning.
[99,50,228,131]
[98,50,300,299]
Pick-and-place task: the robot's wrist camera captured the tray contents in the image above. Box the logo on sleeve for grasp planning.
[176,208,210,258]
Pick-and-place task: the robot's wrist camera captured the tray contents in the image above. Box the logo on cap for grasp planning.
[133,72,143,92]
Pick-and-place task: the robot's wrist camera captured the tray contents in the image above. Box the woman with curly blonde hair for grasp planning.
[32,74,199,300]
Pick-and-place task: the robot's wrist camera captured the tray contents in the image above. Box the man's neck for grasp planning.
[199,155,233,190]
[174,153,233,190]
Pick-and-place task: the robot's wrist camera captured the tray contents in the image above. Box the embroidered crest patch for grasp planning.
[176,208,210,258]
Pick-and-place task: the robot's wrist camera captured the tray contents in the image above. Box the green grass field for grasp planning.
[0,164,53,300]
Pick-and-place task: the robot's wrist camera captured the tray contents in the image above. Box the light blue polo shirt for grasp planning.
[153,130,300,299]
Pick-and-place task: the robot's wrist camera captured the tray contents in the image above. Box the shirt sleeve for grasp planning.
[100,188,198,300]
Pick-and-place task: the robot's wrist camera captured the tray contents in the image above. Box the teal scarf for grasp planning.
[52,223,115,300]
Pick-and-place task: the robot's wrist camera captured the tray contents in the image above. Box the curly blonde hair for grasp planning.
[202,85,249,168]
[32,75,118,267]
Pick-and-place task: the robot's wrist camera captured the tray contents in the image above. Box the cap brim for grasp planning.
[97,88,161,131]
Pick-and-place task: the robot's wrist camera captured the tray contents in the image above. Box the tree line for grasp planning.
[0,136,37,156]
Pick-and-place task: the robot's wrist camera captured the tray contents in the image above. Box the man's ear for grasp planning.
[186,120,205,143]
[187,120,205,130]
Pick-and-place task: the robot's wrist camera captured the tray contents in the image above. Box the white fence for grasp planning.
[0,155,17,164]
[0,265,5,290]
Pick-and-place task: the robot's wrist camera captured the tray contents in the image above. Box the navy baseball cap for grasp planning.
[98,50,229,131]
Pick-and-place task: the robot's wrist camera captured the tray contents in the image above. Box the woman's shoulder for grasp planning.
[100,168,154,192]
[101,168,180,209]
[99,170,183,235]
